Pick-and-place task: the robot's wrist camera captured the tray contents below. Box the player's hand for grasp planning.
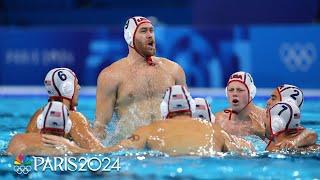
[275,140,296,149]
[93,126,107,141]
[42,134,77,153]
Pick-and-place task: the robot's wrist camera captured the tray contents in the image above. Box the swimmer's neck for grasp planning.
[237,102,255,120]
[62,99,72,110]
[49,98,73,110]
[127,47,150,65]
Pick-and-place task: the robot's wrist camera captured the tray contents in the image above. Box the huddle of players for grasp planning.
[6,15,318,155]
[6,68,318,156]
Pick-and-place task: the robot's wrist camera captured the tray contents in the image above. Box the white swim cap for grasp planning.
[37,101,72,136]
[276,84,304,108]
[226,71,256,101]
[124,16,152,48]
[269,101,300,137]
[44,68,77,101]
[160,85,196,119]
[192,98,215,123]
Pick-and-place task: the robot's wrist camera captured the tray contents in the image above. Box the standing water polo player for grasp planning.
[93,16,187,142]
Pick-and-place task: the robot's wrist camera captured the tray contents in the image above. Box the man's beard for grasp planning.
[135,41,156,57]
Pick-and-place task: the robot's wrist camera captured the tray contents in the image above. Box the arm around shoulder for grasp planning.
[219,126,255,153]
[214,111,227,125]
[26,109,42,133]
[69,112,104,150]
[7,134,26,155]
[293,129,318,147]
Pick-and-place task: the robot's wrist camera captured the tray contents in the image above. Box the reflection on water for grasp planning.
[0,96,320,179]
[1,150,320,179]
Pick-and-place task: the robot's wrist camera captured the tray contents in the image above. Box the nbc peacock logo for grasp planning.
[13,154,32,175]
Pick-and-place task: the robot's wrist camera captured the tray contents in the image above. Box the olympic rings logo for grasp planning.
[279,43,317,72]
[14,165,32,175]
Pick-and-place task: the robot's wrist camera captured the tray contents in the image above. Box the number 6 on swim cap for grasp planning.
[44,68,77,101]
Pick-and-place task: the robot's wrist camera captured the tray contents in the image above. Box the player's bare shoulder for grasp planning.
[156,57,186,84]
[97,58,127,85]
[99,58,126,76]
[254,106,265,114]
[69,111,91,128]
[157,57,182,71]
[215,110,229,122]
[69,111,87,121]
[26,108,43,133]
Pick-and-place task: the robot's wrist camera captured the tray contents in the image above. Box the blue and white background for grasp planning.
[0,0,319,89]
[0,25,319,88]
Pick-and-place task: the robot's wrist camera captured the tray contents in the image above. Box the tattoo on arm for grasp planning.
[127,134,140,141]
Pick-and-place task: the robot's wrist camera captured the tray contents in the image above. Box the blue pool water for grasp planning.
[0,95,320,179]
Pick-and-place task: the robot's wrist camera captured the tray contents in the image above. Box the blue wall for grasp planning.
[250,25,320,88]
[2,0,318,26]
[0,24,319,88]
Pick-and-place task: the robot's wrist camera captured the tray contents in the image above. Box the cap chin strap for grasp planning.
[238,98,253,114]
[266,127,305,150]
[133,46,155,66]
[146,56,155,66]
[224,109,238,120]
[225,99,253,120]
[265,130,286,150]
[271,127,305,139]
